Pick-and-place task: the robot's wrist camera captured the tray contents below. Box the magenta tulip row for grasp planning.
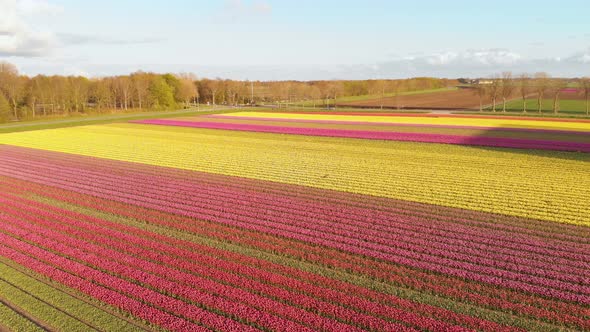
[2,155,588,277]
[3,160,588,296]
[8,189,516,331]
[0,195,475,331]
[2,178,586,330]
[1,157,588,305]
[2,153,587,271]
[3,144,586,247]
[202,114,590,136]
[134,119,590,152]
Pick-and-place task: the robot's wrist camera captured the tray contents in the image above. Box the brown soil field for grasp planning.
[558,90,587,100]
[338,88,488,110]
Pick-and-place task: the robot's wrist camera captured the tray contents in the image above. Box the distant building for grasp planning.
[473,79,493,85]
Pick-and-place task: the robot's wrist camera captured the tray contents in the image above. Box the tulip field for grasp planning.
[136,112,590,152]
[0,111,589,331]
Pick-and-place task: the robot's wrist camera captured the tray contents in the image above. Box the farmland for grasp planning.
[0,111,589,331]
[494,99,589,115]
[337,88,483,110]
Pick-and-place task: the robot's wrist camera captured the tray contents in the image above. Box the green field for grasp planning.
[0,107,227,134]
[486,99,589,115]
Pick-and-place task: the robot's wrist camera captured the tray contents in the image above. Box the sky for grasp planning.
[1,0,590,80]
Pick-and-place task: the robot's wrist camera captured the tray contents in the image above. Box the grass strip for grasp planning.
[0,259,152,332]
[0,298,46,332]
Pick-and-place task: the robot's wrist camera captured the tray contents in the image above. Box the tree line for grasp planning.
[471,72,590,115]
[0,60,453,123]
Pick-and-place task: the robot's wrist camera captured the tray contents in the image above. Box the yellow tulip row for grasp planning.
[218,112,590,132]
[2,123,589,226]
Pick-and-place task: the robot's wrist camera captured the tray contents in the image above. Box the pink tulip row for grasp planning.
[2,177,588,330]
[4,158,586,283]
[1,193,483,332]
[2,162,588,308]
[203,114,590,136]
[3,145,586,247]
[2,147,588,320]
[3,160,588,306]
[33,184,590,331]
[134,119,590,152]
[287,111,590,123]
[2,158,583,294]
[22,151,584,259]
[2,154,587,274]
[0,200,478,330]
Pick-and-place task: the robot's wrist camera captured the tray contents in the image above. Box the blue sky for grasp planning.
[1,0,589,79]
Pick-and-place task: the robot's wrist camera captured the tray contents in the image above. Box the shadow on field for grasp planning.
[459,126,590,162]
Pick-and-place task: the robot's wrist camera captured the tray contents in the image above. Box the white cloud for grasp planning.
[422,49,522,66]
[0,0,61,56]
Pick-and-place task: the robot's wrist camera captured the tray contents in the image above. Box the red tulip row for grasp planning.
[2,157,588,306]
[0,205,393,331]
[2,176,588,330]
[0,211,380,331]
[1,192,485,331]
[0,226,227,331]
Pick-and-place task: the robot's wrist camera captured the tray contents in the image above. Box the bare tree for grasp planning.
[548,79,567,114]
[115,76,132,110]
[391,80,401,110]
[518,73,530,113]
[131,72,151,110]
[500,72,515,112]
[580,77,590,116]
[0,65,25,119]
[177,78,198,108]
[488,77,501,112]
[309,86,321,108]
[473,84,487,112]
[534,72,550,113]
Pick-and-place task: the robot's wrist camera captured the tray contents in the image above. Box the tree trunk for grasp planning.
[522,98,526,113]
[479,93,482,112]
[586,94,589,116]
[492,97,496,112]
[502,96,506,112]
[553,93,559,114]
[538,94,542,113]
[11,100,18,119]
